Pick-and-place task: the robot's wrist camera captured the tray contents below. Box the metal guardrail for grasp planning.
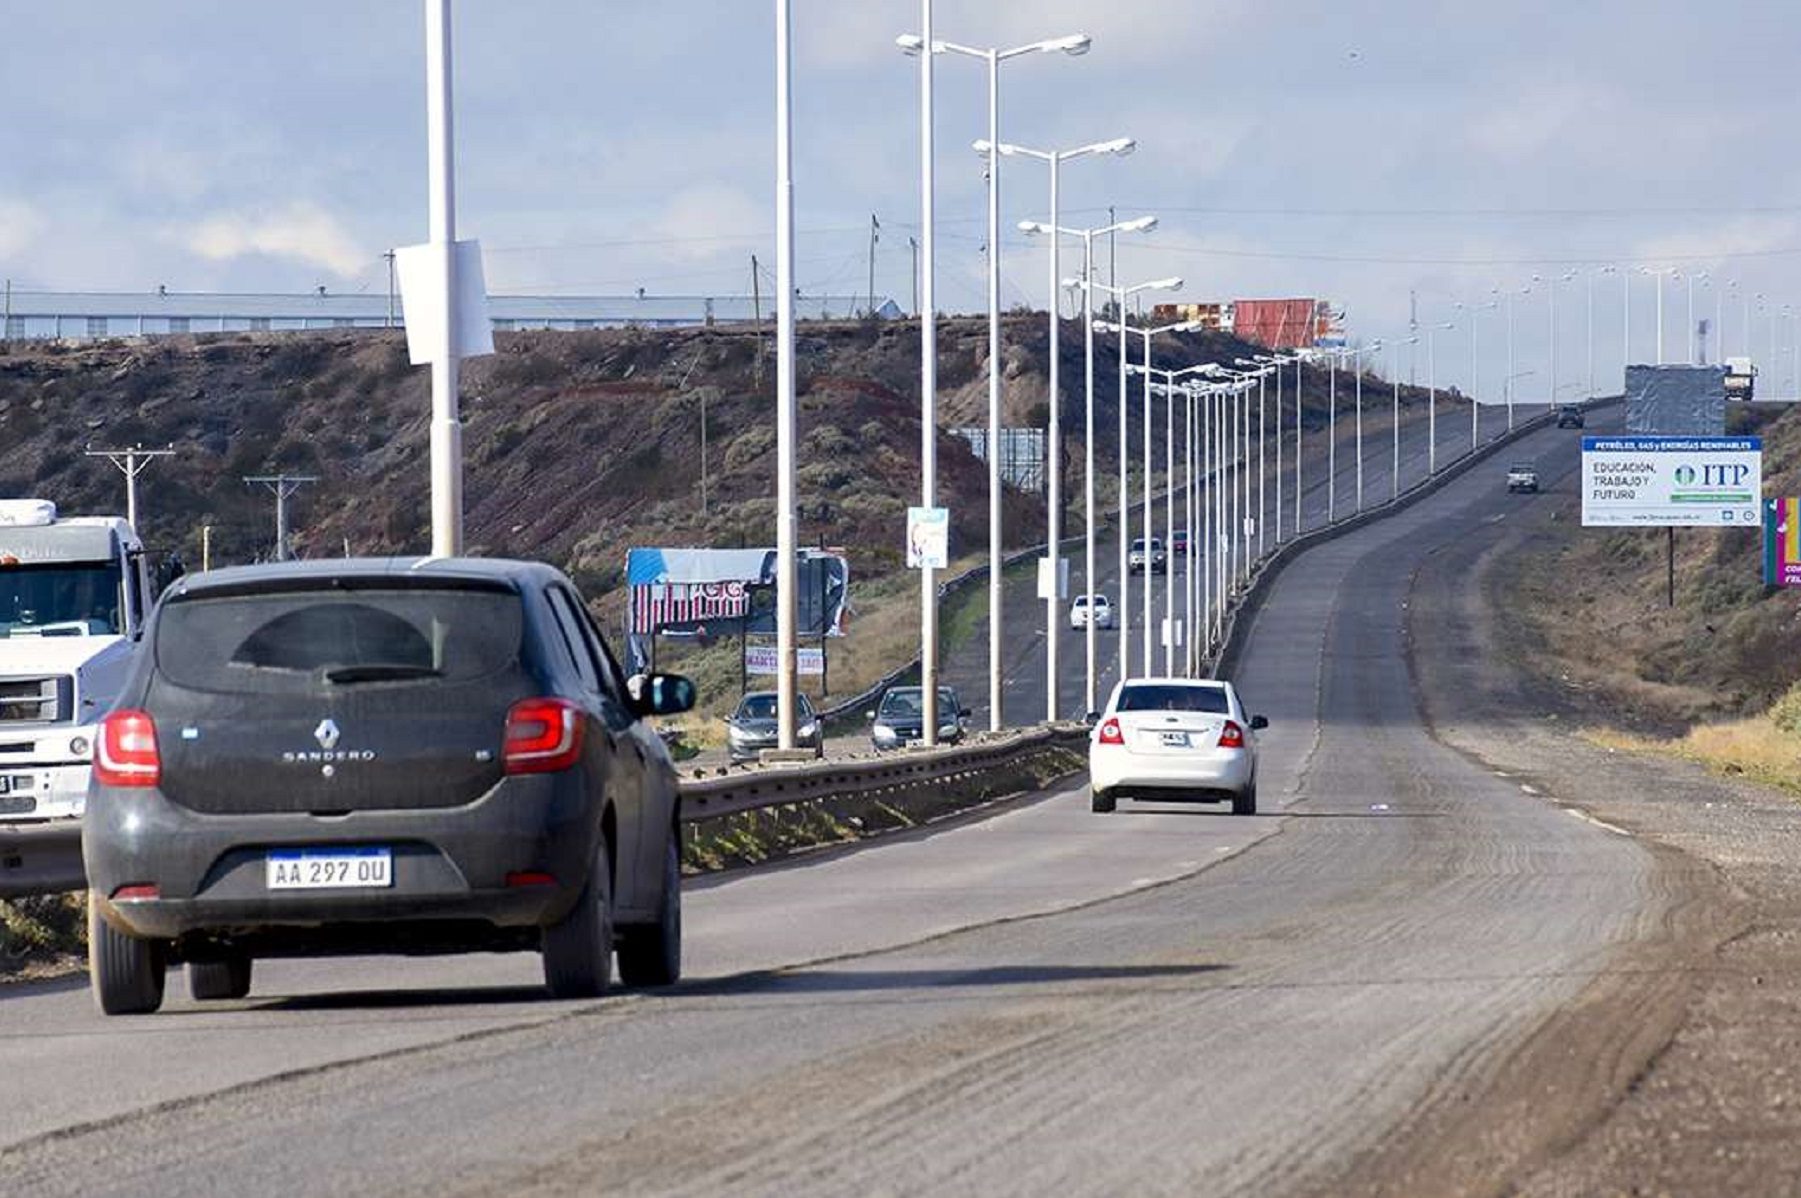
[679,724,1086,823]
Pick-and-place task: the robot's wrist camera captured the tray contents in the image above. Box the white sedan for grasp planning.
[1088,678,1266,815]
[1068,593,1115,630]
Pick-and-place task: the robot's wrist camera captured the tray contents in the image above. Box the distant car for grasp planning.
[1128,537,1167,575]
[1171,529,1190,557]
[1069,593,1115,630]
[1088,678,1266,815]
[81,557,697,1015]
[726,690,823,762]
[1506,463,1540,493]
[868,685,970,751]
[1556,405,1585,429]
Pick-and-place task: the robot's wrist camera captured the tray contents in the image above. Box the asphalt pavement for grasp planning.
[0,406,1665,1198]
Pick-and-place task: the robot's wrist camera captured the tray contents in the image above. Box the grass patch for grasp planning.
[1,894,85,979]
[1586,714,1801,796]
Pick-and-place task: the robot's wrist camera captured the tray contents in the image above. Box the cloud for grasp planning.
[183,202,367,277]
[0,200,46,259]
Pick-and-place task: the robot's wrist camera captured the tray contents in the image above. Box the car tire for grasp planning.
[88,898,166,1016]
[542,834,614,999]
[1091,788,1116,814]
[617,836,682,988]
[189,952,253,1001]
[1233,785,1258,816]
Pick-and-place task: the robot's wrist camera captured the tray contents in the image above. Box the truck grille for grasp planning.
[0,676,72,724]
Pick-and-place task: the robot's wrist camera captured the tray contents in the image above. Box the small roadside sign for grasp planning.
[1764,499,1801,587]
[906,506,949,569]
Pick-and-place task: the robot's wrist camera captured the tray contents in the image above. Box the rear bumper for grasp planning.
[1089,747,1253,796]
[83,772,599,943]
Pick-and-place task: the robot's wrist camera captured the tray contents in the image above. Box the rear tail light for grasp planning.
[1218,720,1245,749]
[1097,718,1124,746]
[504,698,584,775]
[111,883,160,902]
[505,871,557,888]
[95,709,160,788]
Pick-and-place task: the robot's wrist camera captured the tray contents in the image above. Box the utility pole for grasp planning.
[908,236,919,316]
[243,475,317,562]
[1107,204,1117,293]
[86,444,175,530]
[751,253,764,383]
[384,250,397,328]
[3,278,10,336]
[1408,289,1418,386]
[867,213,879,317]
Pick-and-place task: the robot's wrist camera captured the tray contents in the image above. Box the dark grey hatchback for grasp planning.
[82,557,695,1015]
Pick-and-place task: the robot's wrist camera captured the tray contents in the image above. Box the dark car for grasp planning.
[727,690,823,762]
[868,685,971,751]
[1556,405,1585,428]
[82,557,696,1015]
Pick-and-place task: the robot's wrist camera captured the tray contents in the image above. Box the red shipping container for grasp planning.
[1232,298,1321,350]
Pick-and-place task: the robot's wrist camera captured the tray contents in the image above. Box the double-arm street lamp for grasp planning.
[990,138,1134,722]
[1389,336,1418,500]
[1021,215,1156,713]
[898,27,1090,733]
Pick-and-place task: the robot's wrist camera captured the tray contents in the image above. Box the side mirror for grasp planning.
[627,672,697,717]
[1249,714,1269,731]
[1084,710,1102,726]
[865,710,876,721]
[959,707,972,718]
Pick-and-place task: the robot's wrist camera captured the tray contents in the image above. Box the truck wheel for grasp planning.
[617,836,682,987]
[88,898,166,1016]
[189,952,253,1001]
[1091,788,1116,814]
[542,835,614,999]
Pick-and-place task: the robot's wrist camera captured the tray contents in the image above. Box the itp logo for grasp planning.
[1674,464,1698,485]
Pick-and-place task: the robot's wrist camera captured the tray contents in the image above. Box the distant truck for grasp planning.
[0,499,157,826]
[1725,357,1757,401]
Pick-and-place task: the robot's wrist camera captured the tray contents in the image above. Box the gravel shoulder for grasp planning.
[1394,454,1801,1195]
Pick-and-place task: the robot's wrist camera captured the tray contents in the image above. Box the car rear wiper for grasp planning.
[323,664,445,684]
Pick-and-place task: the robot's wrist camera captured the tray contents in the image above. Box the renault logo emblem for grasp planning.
[314,718,341,750]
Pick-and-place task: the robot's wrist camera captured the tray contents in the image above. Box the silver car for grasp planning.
[726,691,823,762]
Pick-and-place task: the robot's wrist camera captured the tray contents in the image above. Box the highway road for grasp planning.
[952,397,1549,728]
[0,403,1654,1197]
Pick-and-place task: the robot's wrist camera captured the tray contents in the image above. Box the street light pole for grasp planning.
[425,0,463,557]
[998,140,1134,720]
[918,31,1089,732]
[774,0,800,747]
[896,14,940,744]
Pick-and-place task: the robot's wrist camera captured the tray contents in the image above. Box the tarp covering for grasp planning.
[1625,364,1726,435]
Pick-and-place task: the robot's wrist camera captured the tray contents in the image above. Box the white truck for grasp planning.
[1725,357,1757,401]
[0,499,154,827]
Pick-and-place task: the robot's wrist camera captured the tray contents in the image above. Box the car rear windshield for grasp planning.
[1116,684,1230,714]
[154,586,523,695]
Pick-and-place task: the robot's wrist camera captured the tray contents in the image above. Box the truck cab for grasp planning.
[1725,357,1757,401]
[0,499,152,823]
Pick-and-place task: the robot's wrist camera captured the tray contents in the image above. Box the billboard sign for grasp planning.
[907,506,949,569]
[626,547,848,638]
[1581,436,1762,527]
[1765,499,1801,587]
[743,644,825,676]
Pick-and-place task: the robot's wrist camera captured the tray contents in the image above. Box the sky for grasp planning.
[6,1,1801,402]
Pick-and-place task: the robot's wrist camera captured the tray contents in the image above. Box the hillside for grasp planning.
[1501,403,1801,732]
[0,317,1439,707]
